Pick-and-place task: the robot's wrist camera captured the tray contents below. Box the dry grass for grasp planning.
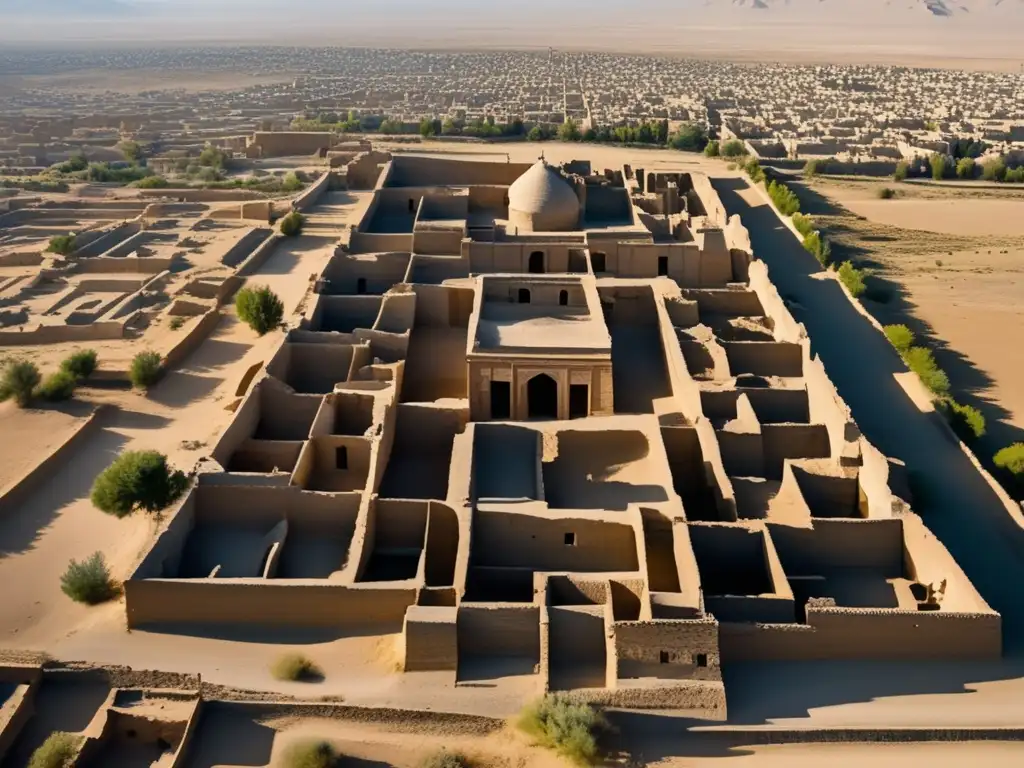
[272,653,323,682]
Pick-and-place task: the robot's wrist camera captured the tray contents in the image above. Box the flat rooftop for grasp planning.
[475,304,611,353]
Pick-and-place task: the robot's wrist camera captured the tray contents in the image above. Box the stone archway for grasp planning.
[527,373,559,420]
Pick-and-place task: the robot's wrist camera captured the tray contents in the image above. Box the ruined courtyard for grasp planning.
[0,143,1018,765]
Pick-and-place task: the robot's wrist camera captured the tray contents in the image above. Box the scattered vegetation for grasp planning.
[60,553,116,605]
[668,122,709,152]
[236,285,285,336]
[703,139,720,157]
[956,157,976,179]
[0,359,42,407]
[27,732,81,768]
[37,370,78,402]
[741,156,764,183]
[47,234,77,255]
[90,450,188,518]
[876,186,896,199]
[129,350,163,389]
[803,158,831,177]
[61,349,98,379]
[282,740,339,768]
[132,175,170,189]
[836,261,866,298]
[271,653,322,682]
[884,324,915,355]
[517,694,608,766]
[419,750,472,768]
[280,211,306,237]
[169,316,186,330]
[994,444,1024,497]
[903,346,950,397]
[282,171,304,193]
[792,212,815,238]
[893,161,910,182]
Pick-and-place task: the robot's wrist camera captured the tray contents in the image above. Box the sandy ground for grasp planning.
[0,400,93,492]
[798,175,1024,453]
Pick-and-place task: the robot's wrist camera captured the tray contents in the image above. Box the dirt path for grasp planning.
[711,175,1024,724]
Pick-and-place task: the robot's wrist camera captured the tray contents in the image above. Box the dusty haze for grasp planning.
[2,0,1024,70]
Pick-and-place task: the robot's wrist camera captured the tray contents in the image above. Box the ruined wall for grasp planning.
[387,156,528,187]
[218,227,272,268]
[457,605,540,659]
[292,171,332,212]
[162,309,221,371]
[404,606,458,671]
[768,518,905,575]
[125,581,414,628]
[613,617,721,680]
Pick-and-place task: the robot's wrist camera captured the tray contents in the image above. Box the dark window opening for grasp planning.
[569,384,589,420]
[356,277,367,294]
[695,653,708,668]
[659,651,670,664]
[336,446,348,470]
[527,373,558,419]
[559,289,569,306]
[518,288,531,304]
[592,251,607,273]
[408,198,416,213]
[564,532,577,546]
[658,255,669,276]
[491,380,511,420]
[529,250,545,274]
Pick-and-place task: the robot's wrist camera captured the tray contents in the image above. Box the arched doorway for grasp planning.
[527,373,558,420]
[529,251,545,274]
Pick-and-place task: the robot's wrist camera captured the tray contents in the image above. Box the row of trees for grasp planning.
[894,153,1024,183]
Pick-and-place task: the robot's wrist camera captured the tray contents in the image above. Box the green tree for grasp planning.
[994,443,1024,496]
[61,553,116,604]
[669,123,708,152]
[90,450,188,517]
[955,157,975,179]
[893,161,910,182]
[528,125,549,142]
[379,118,404,135]
[419,117,438,137]
[558,118,581,142]
[704,140,720,157]
[47,234,77,255]
[62,349,98,379]
[198,144,228,170]
[129,350,162,390]
[721,139,746,158]
[235,285,285,336]
[280,211,305,237]
[981,156,1007,182]
[0,359,41,407]
[118,141,144,163]
[37,370,78,402]
[929,153,952,181]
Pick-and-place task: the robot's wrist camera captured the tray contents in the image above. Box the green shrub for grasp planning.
[0,359,41,407]
[60,553,116,605]
[236,285,285,336]
[61,349,98,379]
[994,443,1024,497]
[942,399,986,443]
[884,324,915,355]
[129,350,162,389]
[280,211,305,237]
[792,213,815,237]
[837,261,866,298]
[981,156,1007,182]
[28,732,81,768]
[804,158,830,177]
[904,346,950,397]
[169,316,185,330]
[90,450,188,518]
[133,175,169,189]
[743,157,764,183]
[802,231,831,266]
[703,140,720,157]
[282,740,339,768]
[721,139,746,158]
[419,751,471,768]
[929,153,953,181]
[37,370,78,402]
[767,179,800,216]
[47,234,77,255]
[956,157,976,179]
[893,161,909,182]
[282,171,304,192]
[876,186,896,199]
[517,694,608,766]
[271,653,322,682]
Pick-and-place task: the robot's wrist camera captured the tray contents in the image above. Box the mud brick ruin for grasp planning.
[120,152,1000,714]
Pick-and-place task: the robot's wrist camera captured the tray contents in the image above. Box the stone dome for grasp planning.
[507,160,580,232]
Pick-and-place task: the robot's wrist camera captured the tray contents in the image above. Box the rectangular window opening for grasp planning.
[336,446,348,470]
[564,532,577,546]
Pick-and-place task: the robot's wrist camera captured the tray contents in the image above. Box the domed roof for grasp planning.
[507,160,579,226]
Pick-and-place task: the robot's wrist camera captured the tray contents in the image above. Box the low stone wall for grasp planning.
[0,319,127,346]
[0,405,107,521]
[291,171,332,212]
[162,308,221,371]
[235,233,282,277]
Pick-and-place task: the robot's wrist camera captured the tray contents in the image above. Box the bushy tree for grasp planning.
[60,553,116,604]
[236,285,285,336]
[527,125,549,142]
[942,399,986,443]
[956,157,976,179]
[994,443,1024,497]
[893,161,910,182]
[837,261,866,298]
[280,211,306,237]
[518,693,608,766]
[90,450,188,517]
[37,370,78,402]
[129,350,162,389]
[379,118,404,135]
[981,156,1008,182]
[704,140,720,157]
[929,153,953,181]
[198,144,228,169]
[884,324,915,355]
[721,139,746,158]
[61,349,98,379]
[669,123,708,152]
[133,175,169,189]
[904,346,950,397]
[767,180,800,216]
[0,359,41,407]
[28,732,81,768]
[558,118,581,142]
[118,141,144,163]
[47,234,77,255]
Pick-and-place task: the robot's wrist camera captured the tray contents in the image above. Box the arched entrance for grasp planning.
[527,373,559,420]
